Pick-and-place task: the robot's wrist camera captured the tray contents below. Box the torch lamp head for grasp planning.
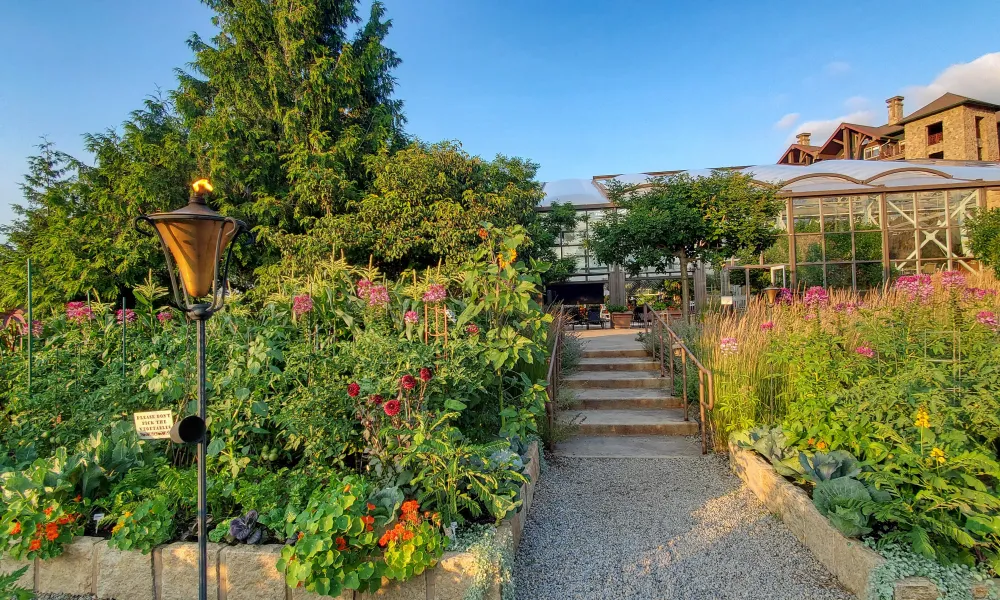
[763,287,781,306]
[136,179,248,318]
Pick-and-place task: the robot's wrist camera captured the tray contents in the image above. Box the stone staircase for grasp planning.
[561,347,696,437]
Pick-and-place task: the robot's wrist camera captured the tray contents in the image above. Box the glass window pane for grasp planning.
[762,236,790,264]
[948,189,979,227]
[856,263,884,289]
[795,234,823,263]
[793,198,821,233]
[949,227,973,258]
[775,206,789,233]
[888,230,917,260]
[918,229,949,260]
[891,261,917,277]
[916,191,947,228]
[827,264,853,289]
[825,233,852,260]
[797,265,824,287]
[852,195,881,230]
[854,231,883,261]
[822,197,851,232]
[886,192,915,229]
[561,231,579,245]
[920,260,947,275]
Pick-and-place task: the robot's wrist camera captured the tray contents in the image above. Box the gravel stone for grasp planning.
[514,454,856,600]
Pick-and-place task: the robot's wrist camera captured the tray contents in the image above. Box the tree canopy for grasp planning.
[1,0,558,312]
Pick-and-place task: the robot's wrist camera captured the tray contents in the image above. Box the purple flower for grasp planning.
[940,270,966,290]
[894,274,934,302]
[760,321,774,331]
[156,311,173,322]
[777,288,793,305]
[976,310,998,330]
[855,346,875,359]
[404,310,419,324]
[368,285,390,307]
[66,301,93,324]
[116,309,137,324]
[964,287,996,301]
[20,320,43,337]
[720,337,739,354]
[292,294,313,316]
[834,301,860,314]
[422,284,447,303]
[803,286,829,308]
[356,279,373,300]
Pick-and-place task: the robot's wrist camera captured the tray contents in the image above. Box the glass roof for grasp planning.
[540,161,1000,207]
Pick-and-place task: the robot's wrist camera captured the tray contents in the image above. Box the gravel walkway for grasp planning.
[515,454,855,600]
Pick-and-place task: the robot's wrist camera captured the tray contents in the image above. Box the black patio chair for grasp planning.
[586,307,606,330]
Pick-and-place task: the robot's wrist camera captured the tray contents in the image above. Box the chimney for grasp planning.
[887,96,904,125]
[796,132,811,146]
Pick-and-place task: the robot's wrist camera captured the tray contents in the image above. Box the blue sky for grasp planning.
[2,0,999,228]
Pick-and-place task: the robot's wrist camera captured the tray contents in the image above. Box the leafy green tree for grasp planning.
[967,207,1000,278]
[526,201,578,284]
[589,170,781,318]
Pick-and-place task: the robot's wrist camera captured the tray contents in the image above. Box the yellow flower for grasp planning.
[914,407,931,429]
[112,522,124,535]
[508,249,517,262]
[930,447,946,465]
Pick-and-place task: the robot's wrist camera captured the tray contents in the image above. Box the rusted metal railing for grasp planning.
[544,305,566,451]
[644,306,715,454]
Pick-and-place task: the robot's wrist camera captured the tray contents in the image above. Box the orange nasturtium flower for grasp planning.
[10,522,21,535]
[816,441,828,450]
[28,538,41,552]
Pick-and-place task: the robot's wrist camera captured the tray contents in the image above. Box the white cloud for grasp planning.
[902,53,1000,109]
[773,113,800,130]
[787,110,876,145]
[825,61,851,75]
[844,96,868,111]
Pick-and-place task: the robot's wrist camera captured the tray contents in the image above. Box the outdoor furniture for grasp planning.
[585,307,606,329]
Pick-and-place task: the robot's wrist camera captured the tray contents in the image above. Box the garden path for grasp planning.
[514,328,854,600]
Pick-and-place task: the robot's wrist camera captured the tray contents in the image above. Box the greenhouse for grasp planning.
[540,160,1000,300]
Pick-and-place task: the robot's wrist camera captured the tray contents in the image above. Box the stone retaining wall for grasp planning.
[729,441,998,600]
[0,442,540,600]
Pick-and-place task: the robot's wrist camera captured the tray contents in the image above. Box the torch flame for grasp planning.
[191,179,214,193]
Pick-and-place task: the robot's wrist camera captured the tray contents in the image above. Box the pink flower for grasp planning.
[894,274,934,302]
[940,270,966,290]
[404,310,419,324]
[370,394,384,405]
[156,310,173,322]
[777,288,793,305]
[422,284,447,303]
[465,323,480,335]
[383,399,401,416]
[65,301,93,324]
[116,309,137,324]
[964,287,996,301]
[720,337,739,354]
[367,285,390,307]
[347,382,360,398]
[400,374,417,391]
[20,320,43,337]
[356,279,373,300]
[834,301,860,314]
[419,367,432,382]
[856,346,875,359]
[760,321,774,331]
[976,310,998,329]
[802,286,829,308]
[292,295,313,316]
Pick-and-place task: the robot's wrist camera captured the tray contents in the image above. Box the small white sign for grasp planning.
[720,296,734,306]
[133,410,174,440]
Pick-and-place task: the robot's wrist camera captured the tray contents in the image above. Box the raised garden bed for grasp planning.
[729,441,998,600]
[0,442,539,600]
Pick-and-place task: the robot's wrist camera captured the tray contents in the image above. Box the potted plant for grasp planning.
[651,301,669,319]
[605,304,631,329]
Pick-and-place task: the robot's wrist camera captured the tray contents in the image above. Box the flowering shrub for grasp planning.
[65,301,92,323]
[115,309,137,324]
[291,294,313,316]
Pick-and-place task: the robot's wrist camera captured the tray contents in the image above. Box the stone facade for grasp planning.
[160,542,223,600]
[95,541,156,600]
[904,105,1000,161]
[36,536,100,595]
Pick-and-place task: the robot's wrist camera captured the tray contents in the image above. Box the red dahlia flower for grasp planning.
[383,399,401,416]
[347,382,360,398]
[370,394,384,405]
[400,374,417,390]
[419,367,432,382]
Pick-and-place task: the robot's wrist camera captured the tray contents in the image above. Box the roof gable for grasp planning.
[899,92,1000,125]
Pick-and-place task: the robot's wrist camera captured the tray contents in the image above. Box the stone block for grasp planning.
[893,577,939,600]
[357,575,425,600]
[220,544,287,600]
[160,541,222,600]
[95,541,156,600]
[290,584,353,599]
[37,535,100,595]
[972,579,1000,599]
[428,550,497,600]
[0,555,34,590]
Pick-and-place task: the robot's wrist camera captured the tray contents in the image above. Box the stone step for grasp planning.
[577,357,660,372]
[558,409,699,436]
[572,388,683,410]
[557,435,703,458]
[581,349,648,359]
[563,371,669,389]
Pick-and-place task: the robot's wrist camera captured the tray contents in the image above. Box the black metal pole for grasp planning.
[196,316,208,600]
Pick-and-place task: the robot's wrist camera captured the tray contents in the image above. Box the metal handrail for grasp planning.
[643,306,715,454]
[544,305,566,451]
